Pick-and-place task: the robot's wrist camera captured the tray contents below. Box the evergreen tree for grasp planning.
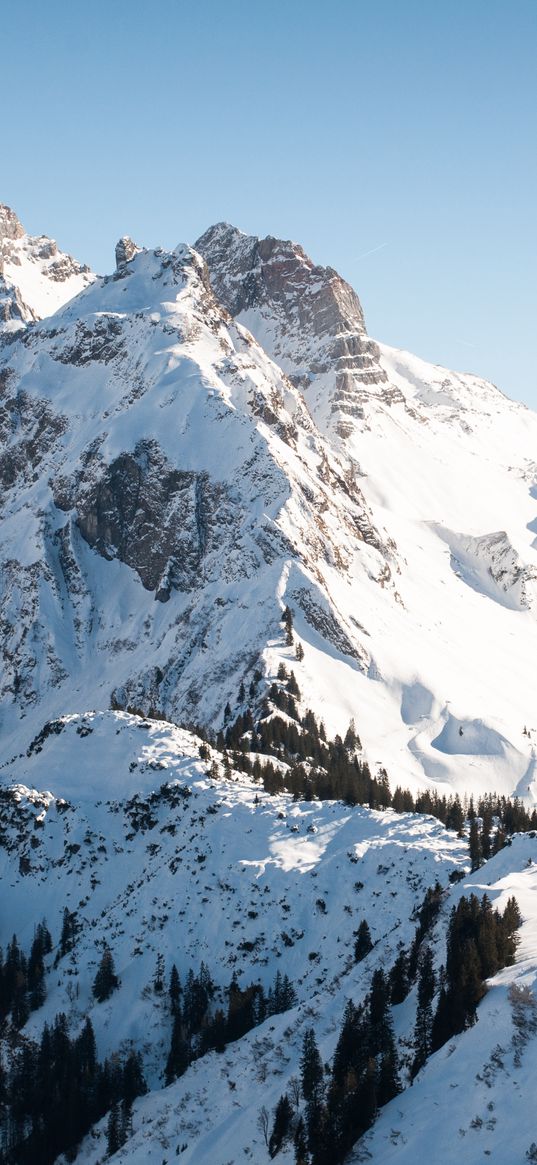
[377,1036,401,1106]
[106,1102,121,1158]
[300,1029,323,1104]
[122,1051,146,1104]
[269,1093,293,1157]
[165,1012,191,1084]
[294,1115,309,1165]
[431,893,521,1053]
[446,794,464,835]
[368,969,391,1056]
[59,908,77,958]
[226,974,257,1042]
[469,818,482,871]
[153,952,165,994]
[354,919,373,962]
[412,947,436,1076]
[169,963,181,1016]
[28,930,46,1012]
[389,949,409,1004]
[92,947,119,1003]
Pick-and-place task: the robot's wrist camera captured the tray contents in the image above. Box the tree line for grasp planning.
[265,889,522,1163]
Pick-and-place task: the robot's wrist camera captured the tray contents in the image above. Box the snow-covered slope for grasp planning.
[197,224,537,800]
[2,711,537,1165]
[358,838,537,1165]
[0,711,464,1057]
[1,209,537,801]
[0,711,463,1160]
[0,203,94,330]
[2,202,537,1162]
[0,229,396,767]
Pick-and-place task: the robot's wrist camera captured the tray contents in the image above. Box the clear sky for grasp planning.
[3,0,536,406]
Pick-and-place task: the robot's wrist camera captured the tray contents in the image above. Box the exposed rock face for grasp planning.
[435,526,537,612]
[196,222,388,431]
[115,236,141,269]
[0,204,25,246]
[0,278,35,329]
[74,439,239,599]
[0,203,94,325]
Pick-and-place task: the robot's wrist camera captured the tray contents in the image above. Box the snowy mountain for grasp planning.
[2,205,537,1165]
[0,203,94,331]
[1,211,537,798]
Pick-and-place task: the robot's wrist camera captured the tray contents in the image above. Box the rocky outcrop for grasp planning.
[0,203,94,323]
[115,236,141,269]
[196,222,388,430]
[0,278,35,330]
[436,526,537,612]
[0,204,25,247]
[74,439,240,599]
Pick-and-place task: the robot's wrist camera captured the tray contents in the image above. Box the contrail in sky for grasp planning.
[356,242,389,261]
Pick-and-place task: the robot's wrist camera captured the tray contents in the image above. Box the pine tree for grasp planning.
[122,1051,146,1104]
[165,1011,191,1084]
[354,919,373,962]
[300,1028,323,1104]
[77,1015,98,1078]
[368,969,391,1057]
[28,935,46,1012]
[294,1115,309,1165]
[344,719,360,752]
[92,947,119,1003]
[389,949,409,1004]
[106,1102,121,1157]
[412,947,436,1076]
[377,1035,401,1106]
[153,952,165,993]
[469,818,482,871]
[269,1093,293,1157]
[59,907,77,958]
[446,794,464,835]
[169,963,181,1016]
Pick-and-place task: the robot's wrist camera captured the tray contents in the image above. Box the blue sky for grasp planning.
[4,0,536,405]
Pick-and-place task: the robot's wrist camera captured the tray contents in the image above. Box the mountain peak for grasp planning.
[0,201,94,327]
[196,221,387,428]
[115,235,142,269]
[0,203,25,245]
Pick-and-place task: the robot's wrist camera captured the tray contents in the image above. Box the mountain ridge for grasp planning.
[2,204,537,1165]
[1,206,536,799]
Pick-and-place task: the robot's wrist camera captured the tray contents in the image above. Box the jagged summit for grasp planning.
[0,203,25,246]
[0,229,387,759]
[0,211,537,803]
[115,235,142,269]
[196,221,388,433]
[0,202,95,329]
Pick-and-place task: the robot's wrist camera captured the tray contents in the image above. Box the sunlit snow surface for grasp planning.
[1,227,94,322]
[1,241,537,802]
[3,227,537,1162]
[3,713,536,1165]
